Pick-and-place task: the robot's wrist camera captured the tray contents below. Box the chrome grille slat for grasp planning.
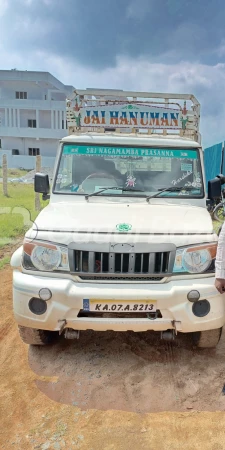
[129,253,135,273]
[88,252,95,273]
[80,251,83,272]
[100,253,103,273]
[140,254,144,273]
[109,252,115,273]
[164,252,169,272]
[121,254,124,272]
[75,250,79,271]
[160,253,163,273]
[149,253,156,273]
[167,252,173,273]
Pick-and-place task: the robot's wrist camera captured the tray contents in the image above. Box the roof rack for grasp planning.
[66,89,201,143]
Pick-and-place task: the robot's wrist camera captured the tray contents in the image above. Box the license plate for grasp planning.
[83,299,157,312]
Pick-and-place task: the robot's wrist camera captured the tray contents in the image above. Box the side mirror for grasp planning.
[34,173,50,200]
[208,173,225,200]
[208,177,221,200]
[216,173,225,185]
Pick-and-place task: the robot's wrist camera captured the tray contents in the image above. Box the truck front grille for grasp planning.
[68,243,176,279]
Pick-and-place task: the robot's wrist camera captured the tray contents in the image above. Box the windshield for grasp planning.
[54,144,203,198]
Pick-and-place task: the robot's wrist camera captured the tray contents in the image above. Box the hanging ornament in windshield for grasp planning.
[126,175,136,188]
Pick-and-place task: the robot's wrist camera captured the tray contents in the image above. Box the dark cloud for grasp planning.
[1,0,225,148]
[2,0,225,68]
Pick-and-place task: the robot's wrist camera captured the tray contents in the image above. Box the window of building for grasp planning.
[0,139,1,148]
[28,148,40,156]
[16,91,27,99]
[62,120,64,129]
[28,119,37,128]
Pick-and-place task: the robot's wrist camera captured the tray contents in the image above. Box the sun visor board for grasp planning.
[181,162,193,172]
[62,145,198,160]
[149,159,172,171]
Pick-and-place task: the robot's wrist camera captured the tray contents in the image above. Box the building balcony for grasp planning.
[0,126,67,139]
[0,99,66,111]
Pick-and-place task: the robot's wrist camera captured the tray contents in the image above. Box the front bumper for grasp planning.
[13,271,225,333]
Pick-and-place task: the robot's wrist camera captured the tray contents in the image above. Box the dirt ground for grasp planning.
[2,266,225,449]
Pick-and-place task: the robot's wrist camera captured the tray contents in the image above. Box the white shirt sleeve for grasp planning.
[215,223,225,279]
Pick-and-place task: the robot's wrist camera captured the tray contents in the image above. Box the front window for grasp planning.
[54,144,203,198]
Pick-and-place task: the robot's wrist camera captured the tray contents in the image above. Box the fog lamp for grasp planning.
[187,290,200,302]
[39,288,52,301]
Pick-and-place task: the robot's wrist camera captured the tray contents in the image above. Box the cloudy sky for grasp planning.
[1,0,225,147]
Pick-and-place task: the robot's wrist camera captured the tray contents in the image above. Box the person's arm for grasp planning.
[215,223,225,293]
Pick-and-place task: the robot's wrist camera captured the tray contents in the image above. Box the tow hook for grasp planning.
[64,329,80,340]
[58,319,67,335]
[161,330,175,341]
[147,311,158,320]
[160,321,182,341]
[171,320,182,335]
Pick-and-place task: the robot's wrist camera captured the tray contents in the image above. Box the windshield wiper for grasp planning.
[85,186,145,200]
[146,186,195,202]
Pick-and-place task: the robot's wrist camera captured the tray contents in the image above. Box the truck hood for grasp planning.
[33,201,213,235]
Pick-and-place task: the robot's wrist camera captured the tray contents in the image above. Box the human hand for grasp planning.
[215,278,225,294]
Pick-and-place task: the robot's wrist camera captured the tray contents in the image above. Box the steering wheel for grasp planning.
[80,172,119,194]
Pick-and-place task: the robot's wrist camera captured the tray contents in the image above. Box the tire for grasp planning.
[193,328,222,348]
[18,325,57,346]
[213,203,225,222]
[218,224,223,236]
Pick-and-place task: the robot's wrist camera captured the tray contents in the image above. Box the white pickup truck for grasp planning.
[11,90,225,347]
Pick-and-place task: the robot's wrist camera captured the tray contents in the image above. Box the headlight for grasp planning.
[23,239,69,272]
[173,243,217,274]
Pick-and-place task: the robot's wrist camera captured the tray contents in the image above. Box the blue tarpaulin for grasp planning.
[204,142,223,190]
[222,143,225,175]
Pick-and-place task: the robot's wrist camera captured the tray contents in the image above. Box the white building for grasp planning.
[0,70,75,167]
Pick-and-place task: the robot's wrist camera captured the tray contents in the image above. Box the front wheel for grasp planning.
[18,325,58,346]
[193,328,222,348]
[213,203,225,222]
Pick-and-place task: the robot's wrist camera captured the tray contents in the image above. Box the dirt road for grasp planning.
[1,265,225,449]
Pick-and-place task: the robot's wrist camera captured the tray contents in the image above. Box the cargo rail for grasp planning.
[66,89,201,143]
